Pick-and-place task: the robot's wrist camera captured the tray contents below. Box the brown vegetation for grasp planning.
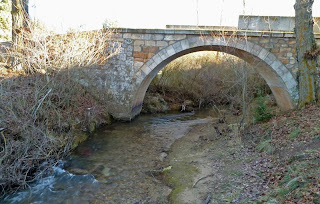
[0,20,120,197]
[5,21,119,72]
[243,104,320,203]
[143,51,272,114]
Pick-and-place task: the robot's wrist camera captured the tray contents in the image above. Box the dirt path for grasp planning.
[162,117,272,203]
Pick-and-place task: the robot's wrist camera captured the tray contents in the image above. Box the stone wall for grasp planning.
[238,15,320,33]
[247,36,298,76]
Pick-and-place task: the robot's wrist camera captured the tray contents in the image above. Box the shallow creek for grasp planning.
[3,109,269,203]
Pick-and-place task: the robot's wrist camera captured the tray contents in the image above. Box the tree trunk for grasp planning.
[294,0,317,106]
[11,0,28,44]
[11,0,28,68]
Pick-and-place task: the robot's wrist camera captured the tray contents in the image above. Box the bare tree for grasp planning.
[11,0,28,43]
[11,0,28,68]
[294,0,317,106]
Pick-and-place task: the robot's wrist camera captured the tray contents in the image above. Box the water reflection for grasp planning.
[4,111,217,203]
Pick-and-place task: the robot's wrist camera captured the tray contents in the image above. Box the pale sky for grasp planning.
[28,0,320,32]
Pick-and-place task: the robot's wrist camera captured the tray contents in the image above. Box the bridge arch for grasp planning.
[131,36,298,117]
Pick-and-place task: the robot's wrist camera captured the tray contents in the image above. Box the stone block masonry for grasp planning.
[81,27,320,120]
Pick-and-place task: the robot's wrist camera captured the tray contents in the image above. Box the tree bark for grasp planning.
[294,0,317,106]
[11,0,28,68]
[11,0,28,44]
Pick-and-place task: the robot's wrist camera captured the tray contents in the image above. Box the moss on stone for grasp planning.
[71,129,89,149]
[89,121,96,133]
[164,161,199,203]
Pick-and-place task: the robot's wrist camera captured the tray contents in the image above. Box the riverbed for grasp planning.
[3,109,270,203]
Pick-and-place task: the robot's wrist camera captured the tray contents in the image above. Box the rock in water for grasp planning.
[142,95,169,113]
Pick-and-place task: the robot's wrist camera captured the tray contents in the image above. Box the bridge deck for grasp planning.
[116,27,320,38]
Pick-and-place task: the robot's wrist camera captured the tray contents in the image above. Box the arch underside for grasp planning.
[131,38,298,118]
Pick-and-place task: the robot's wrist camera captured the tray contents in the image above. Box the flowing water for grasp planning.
[3,110,222,204]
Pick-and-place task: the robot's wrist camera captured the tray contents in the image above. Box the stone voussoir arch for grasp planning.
[131,35,298,117]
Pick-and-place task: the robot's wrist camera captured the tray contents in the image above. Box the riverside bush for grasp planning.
[0,18,120,197]
[6,20,119,72]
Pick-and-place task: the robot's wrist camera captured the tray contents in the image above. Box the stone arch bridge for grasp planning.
[78,27,320,120]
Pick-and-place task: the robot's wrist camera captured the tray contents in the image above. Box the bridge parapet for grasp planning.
[238,15,320,33]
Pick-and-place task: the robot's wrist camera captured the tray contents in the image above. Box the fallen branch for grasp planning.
[203,194,211,204]
[192,174,213,188]
[32,88,52,120]
[0,130,7,164]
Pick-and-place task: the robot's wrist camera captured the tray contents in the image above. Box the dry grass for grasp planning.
[0,19,120,197]
[0,71,111,196]
[147,51,271,112]
[3,19,120,72]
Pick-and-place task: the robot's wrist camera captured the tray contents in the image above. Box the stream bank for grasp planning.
[160,111,272,203]
[3,108,274,203]
[0,68,112,197]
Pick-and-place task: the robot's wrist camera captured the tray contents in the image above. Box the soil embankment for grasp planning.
[161,111,272,203]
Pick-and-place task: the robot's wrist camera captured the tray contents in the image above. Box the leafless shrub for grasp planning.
[0,69,113,197]
[0,18,120,197]
[5,18,120,72]
[148,51,270,112]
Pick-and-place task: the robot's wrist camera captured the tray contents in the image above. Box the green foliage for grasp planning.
[256,139,274,154]
[254,91,273,122]
[288,128,301,140]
